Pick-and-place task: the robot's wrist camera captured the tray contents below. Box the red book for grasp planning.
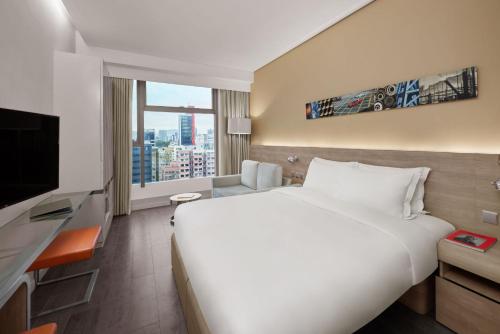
[444,229,497,252]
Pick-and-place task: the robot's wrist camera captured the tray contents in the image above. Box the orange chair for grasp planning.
[20,323,57,334]
[28,226,101,318]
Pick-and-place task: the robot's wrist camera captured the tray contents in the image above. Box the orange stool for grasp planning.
[28,226,101,318]
[20,323,57,334]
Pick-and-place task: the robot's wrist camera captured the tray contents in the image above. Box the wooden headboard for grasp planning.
[250,145,500,238]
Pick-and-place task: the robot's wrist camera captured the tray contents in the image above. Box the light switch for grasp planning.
[482,210,498,225]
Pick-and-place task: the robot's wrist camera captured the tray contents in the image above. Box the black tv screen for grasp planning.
[0,108,59,209]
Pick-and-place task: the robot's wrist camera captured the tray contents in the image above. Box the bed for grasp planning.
[172,158,455,334]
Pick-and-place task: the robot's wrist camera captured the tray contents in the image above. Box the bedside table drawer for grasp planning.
[436,276,500,334]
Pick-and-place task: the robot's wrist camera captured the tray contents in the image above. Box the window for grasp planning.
[146,81,212,109]
[132,81,216,186]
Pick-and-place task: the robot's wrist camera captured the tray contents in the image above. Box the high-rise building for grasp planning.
[144,128,155,144]
[158,147,174,169]
[204,150,216,176]
[157,129,168,142]
[151,147,159,182]
[157,129,178,144]
[162,162,181,181]
[174,147,191,178]
[179,114,195,146]
[132,144,153,183]
[195,133,206,149]
[191,150,204,177]
[166,129,179,145]
[132,147,141,184]
[143,144,153,182]
[206,129,214,150]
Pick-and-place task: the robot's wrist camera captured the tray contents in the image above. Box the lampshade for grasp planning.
[227,117,251,134]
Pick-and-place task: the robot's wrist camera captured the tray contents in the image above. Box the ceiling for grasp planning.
[62,0,372,72]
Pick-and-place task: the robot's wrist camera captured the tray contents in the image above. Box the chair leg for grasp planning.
[32,268,99,318]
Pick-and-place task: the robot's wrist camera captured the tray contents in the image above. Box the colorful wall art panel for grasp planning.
[305,66,478,119]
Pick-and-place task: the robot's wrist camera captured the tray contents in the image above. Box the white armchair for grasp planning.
[212,160,291,198]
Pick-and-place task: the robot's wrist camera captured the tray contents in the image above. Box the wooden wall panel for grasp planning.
[250,145,500,238]
[0,283,27,334]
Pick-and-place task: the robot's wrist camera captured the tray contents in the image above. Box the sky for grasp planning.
[132,81,214,136]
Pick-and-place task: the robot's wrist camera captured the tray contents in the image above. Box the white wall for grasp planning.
[0,0,75,227]
[131,177,212,211]
[132,177,212,200]
[75,32,253,92]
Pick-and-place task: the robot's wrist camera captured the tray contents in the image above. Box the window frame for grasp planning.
[133,80,218,187]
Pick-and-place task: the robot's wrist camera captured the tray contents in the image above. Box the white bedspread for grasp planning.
[174,187,454,334]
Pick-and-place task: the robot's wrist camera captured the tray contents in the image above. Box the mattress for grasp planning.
[174,187,454,334]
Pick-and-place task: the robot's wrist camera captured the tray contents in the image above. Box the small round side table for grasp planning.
[169,192,202,225]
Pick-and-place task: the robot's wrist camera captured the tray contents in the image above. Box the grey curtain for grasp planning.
[217,90,250,175]
[112,78,132,215]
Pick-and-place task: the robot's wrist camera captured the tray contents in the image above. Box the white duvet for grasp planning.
[174,187,454,334]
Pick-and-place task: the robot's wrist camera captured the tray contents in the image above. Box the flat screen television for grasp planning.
[0,108,59,209]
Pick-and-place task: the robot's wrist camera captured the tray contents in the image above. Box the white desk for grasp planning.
[0,191,90,332]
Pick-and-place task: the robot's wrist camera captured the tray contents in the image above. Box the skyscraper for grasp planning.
[143,144,153,183]
[151,146,159,182]
[132,144,153,183]
[132,147,141,184]
[179,114,195,146]
[157,129,169,142]
[166,129,179,145]
[206,129,214,150]
[144,128,155,144]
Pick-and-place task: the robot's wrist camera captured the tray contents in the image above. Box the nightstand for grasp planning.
[436,239,500,333]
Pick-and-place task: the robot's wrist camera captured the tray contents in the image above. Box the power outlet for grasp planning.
[482,210,498,225]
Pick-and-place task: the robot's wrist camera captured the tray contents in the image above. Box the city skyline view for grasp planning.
[144,112,214,134]
[132,80,216,185]
[132,81,214,140]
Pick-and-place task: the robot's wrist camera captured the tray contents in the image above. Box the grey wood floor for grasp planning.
[32,206,453,334]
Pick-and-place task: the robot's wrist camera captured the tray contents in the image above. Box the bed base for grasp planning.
[171,234,435,334]
[399,274,435,315]
[172,235,210,334]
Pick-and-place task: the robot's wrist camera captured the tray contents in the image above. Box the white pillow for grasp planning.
[241,160,259,190]
[336,166,419,218]
[312,157,358,167]
[358,163,430,215]
[303,158,357,192]
[304,158,419,218]
[411,168,431,214]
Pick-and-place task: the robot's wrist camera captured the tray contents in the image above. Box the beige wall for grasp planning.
[250,0,500,153]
